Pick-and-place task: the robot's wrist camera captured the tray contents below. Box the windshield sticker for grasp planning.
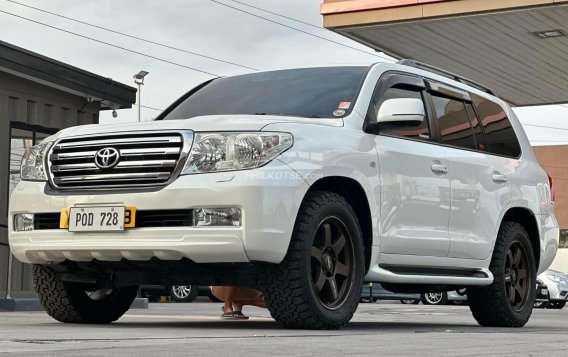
[333,109,346,117]
[338,102,351,110]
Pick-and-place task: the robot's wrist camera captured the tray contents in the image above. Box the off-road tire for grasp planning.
[467,222,536,327]
[260,191,364,330]
[33,264,138,323]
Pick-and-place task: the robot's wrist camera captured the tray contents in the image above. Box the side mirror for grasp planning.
[376,98,425,125]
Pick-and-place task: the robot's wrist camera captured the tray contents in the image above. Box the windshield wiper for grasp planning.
[254,112,323,118]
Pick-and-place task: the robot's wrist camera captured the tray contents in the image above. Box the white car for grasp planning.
[538,270,568,309]
[9,60,559,329]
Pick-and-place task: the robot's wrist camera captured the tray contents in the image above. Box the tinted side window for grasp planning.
[465,104,488,152]
[473,95,521,157]
[376,87,430,141]
[431,95,476,150]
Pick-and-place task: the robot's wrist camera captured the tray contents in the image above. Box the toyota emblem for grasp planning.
[94,147,120,169]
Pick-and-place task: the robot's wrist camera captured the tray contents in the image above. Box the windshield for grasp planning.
[161,66,368,120]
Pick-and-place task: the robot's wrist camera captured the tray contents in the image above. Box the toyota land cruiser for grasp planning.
[9,60,559,329]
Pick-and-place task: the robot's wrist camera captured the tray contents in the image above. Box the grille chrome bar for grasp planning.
[52,160,178,172]
[53,172,172,184]
[54,136,182,149]
[47,131,193,190]
[50,147,181,161]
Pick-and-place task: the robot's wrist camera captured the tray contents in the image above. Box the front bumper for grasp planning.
[547,282,568,301]
[8,160,308,264]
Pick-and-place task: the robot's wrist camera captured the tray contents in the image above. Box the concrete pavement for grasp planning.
[0,299,566,356]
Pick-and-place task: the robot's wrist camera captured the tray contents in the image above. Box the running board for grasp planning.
[365,264,493,286]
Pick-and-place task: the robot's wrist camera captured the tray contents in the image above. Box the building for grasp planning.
[534,146,568,271]
[0,40,136,299]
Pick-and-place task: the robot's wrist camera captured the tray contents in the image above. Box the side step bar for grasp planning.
[365,264,493,286]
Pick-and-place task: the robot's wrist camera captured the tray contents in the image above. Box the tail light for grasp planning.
[548,173,555,203]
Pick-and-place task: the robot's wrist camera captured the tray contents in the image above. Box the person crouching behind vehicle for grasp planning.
[210,286,266,320]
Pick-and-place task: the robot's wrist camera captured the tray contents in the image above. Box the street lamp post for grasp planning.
[133,70,149,122]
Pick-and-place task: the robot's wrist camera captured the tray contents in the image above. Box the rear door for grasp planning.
[425,82,520,260]
[370,74,451,257]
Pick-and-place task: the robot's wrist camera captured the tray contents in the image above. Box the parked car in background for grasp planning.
[140,285,216,303]
[534,279,551,308]
[361,283,468,305]
[420,290,468,305]
[360,283,420,304]
[537,270,568,309]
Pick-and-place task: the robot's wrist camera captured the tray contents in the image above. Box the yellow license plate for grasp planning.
[60,207,136,229]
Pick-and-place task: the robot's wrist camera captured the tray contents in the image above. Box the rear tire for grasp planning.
[261,191,365,330]
[421,292,448,305]
[33,264,138,324]
[168,285,199,303]
[467,222,536,327]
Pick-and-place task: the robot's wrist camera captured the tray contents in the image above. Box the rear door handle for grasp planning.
[492,173,508,183]
[431,163,448,175]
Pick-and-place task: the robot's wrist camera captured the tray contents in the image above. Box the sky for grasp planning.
[1,0,567,145]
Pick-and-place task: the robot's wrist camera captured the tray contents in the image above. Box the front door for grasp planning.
[370,76,451,257]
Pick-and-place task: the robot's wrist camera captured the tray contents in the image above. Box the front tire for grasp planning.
[261,191,365,330]
[467,222,536,327]
[33,264,138,324]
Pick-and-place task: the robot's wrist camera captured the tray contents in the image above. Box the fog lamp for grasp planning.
[193,208,241,227]
[14,214,34,231]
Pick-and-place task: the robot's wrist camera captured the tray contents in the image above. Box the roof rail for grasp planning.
[396,59,495,96]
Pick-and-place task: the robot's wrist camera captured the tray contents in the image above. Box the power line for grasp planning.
[226,0,321,29]
[208,0,394,62]
[0,10,221,77]
[141,105,164,111]
[7,0,259,71]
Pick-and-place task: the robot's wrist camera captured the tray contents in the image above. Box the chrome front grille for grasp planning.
[48,131,191,190]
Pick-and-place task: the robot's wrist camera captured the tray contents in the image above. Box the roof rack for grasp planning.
[396,59,495,96]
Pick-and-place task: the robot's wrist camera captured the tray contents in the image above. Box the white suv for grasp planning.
[9,60,559,329]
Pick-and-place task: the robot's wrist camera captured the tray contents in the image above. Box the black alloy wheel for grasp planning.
[468,222,536,327]
[310,217,355,310]
[504,242,531,312]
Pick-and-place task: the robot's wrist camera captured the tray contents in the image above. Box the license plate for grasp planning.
[68,206,126,232]
[61,206,136,231]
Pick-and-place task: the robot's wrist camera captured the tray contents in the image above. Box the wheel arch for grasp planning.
[305,176,373,273]
[500,207,540,269]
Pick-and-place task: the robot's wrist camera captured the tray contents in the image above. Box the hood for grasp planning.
[52,115,343,139]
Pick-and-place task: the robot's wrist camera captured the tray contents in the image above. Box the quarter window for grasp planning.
[431,95,477,150]
[376,87,430,141]
[472,95,521,157]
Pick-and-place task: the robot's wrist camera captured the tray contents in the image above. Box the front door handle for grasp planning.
[492,173,508,183]
[431,163,448,175]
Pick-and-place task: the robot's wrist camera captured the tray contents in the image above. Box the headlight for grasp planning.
[182,132,292,174]
[20,141,53,181]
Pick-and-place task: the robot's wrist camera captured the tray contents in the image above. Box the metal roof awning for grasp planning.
[0,40,136,110]
[321,0,568,106]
